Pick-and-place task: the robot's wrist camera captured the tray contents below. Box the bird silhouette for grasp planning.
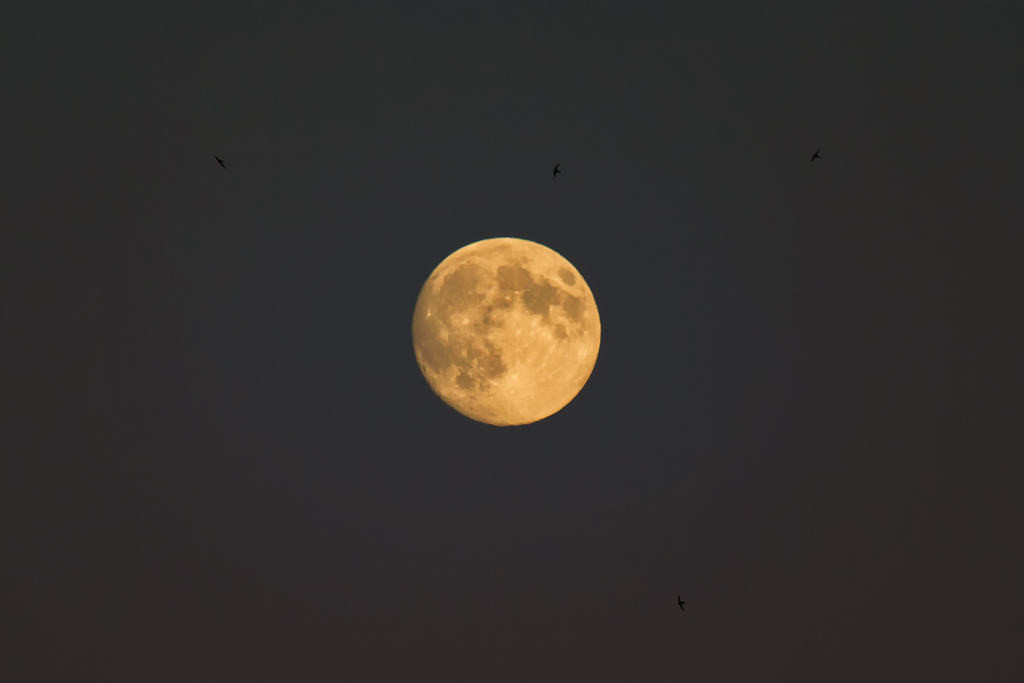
[216,156,226,168]
[677,596,685,611]
[811,149,821,162]
[553,163,561,177]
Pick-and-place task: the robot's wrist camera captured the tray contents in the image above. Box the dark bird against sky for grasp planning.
[215,156,226,168]
[553,162,561,177]
[811,149,821,162]
[678,596,685,611]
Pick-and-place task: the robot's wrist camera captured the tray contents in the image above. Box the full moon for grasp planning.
[412,238,601,426]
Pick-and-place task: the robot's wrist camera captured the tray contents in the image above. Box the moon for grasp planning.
[412,238,601,426]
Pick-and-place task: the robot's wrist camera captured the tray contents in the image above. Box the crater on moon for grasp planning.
[412,238,601,425]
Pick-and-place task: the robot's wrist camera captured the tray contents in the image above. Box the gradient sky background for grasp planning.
[2,1,1023,680]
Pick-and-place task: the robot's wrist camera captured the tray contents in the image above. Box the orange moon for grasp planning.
[412,238,601,425]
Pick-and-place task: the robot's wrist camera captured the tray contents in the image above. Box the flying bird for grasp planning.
[677,596,685,611]
[215,156,226,168]
[811,149,821,162]
[553,163,561,178]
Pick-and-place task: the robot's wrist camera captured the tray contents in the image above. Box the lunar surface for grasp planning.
[412,238,601,426]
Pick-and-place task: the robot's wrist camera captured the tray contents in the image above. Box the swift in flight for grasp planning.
[677,596,685,611]
[811,149,821,162]
[553,163,561,177]
[216,156,226,168]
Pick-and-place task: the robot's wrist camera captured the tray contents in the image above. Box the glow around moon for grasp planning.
[412,238,600,426]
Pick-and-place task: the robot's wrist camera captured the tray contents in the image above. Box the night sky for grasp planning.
[3,1,1023,680]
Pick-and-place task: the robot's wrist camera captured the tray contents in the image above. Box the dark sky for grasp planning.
[3,1,1023,680]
